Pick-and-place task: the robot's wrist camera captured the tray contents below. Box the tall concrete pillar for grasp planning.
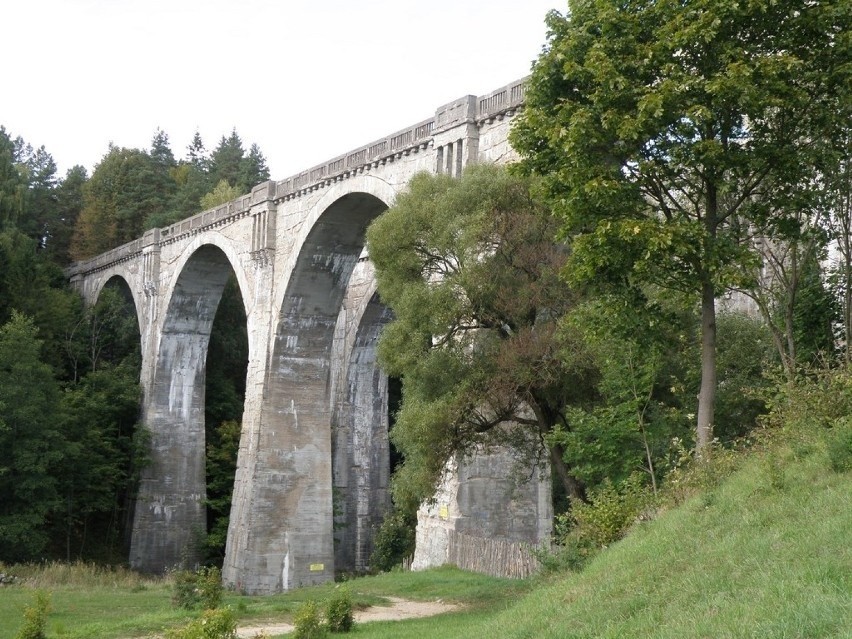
[224,192,388,594]
[130,245,237,572]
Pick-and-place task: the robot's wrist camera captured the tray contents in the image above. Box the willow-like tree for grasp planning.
[513,0,850,452]
[366,165,596,509]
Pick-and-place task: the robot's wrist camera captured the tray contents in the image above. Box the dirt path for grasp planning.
[236,597,461,638]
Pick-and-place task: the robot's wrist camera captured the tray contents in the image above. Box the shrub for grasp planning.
[827,416,852,473]
[663,438,741,505]
[171,566,223,610]
[325,587,354,633]
[570,474,650,548]
[370,511,415,572]
[292,600,327,639]
[14,591,50,639]
[164,607,236,639]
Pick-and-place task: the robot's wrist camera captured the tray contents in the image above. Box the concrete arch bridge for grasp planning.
[67,78,550,594]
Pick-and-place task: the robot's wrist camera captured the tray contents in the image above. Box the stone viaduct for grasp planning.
[67,78,550,594]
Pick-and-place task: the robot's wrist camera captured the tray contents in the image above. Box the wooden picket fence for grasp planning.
[445,530,540,579]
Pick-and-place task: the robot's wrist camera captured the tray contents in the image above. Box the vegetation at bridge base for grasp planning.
[0,411,849,638]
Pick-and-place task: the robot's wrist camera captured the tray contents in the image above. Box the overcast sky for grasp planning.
[3,0,562,181]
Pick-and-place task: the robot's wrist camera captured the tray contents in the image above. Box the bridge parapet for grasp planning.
[66,77,528,280]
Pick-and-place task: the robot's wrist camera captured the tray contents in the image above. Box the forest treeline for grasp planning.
[0,126,255,563]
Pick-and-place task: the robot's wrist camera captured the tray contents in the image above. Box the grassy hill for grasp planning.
[461,439,852,639]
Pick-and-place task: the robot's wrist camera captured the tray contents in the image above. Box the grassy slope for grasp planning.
[2,442,849,638]
[463,447,852,639]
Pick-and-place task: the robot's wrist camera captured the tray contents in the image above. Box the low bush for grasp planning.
[292,600,326,639]
[325,587,354,633]
[164,607,236,639]
[171,566,223,610]
[827,416,852,473]
[14,591,50,639]
[370,511,415,572]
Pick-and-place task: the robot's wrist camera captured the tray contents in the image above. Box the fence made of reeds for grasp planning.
[445,530,540,579]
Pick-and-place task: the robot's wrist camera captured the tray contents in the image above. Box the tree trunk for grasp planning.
[549,442,586,502]
[696,279,717,454]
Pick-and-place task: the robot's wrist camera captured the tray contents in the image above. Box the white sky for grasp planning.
[2,0,562,181]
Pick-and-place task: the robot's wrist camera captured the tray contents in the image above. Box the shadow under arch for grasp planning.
[130,243,248,573]
[225,191,389,593]
[332,288,395,574]
[89,274,144,357]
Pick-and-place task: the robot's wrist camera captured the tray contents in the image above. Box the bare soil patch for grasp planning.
[236,597,461,637]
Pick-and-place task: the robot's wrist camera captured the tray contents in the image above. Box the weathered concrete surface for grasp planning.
[330,262,394,573]
[411,447,552,572]
[67,79,530,592]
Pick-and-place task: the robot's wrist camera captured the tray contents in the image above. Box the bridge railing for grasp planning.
[66,77,529,277]
[273,117,436,200]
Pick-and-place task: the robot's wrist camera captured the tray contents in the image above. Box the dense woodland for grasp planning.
[1,0,849,575]
[0,127,260,563]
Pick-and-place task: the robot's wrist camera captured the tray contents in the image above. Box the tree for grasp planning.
[0,127,27,227]
[199,179,241,211]
[366,164,596,509]
[209,130,245,190]
[238,143,270,192]
[13,140,59,246]
[71,145,176,259]
[167,131,213,222]
[46,165,87,266]
[513,0,850,452]
[0,312,64,561]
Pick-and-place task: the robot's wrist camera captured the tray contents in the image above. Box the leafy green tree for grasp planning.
[712,312,775,442]
[0,228,80,373]
[56,365,141,560]
[54,286,142,559]
[209,131,270,194]
[513,0,850,451]
[187,130,209,172]
[367,165,596,509]
[556,296,693,494]
[71,137,182,258]
[0,312,64,561]
[13,140,59,246]
[168,132,213,223]
[46,165,87,266]
[200,180,241,211]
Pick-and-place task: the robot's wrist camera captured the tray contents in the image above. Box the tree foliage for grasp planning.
[367,164,596,508]
[513,0,850,450]
[0,313,64,561]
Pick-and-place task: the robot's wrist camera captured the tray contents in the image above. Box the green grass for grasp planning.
[0,565,525,639]
[2,433,850,639]
[458,443,852,639]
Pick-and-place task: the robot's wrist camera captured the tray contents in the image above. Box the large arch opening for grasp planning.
[65,275,143,561]
[331,290,396,574]
[203,274,248,565]
[225,191,389,593]
[130,244,247,572]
